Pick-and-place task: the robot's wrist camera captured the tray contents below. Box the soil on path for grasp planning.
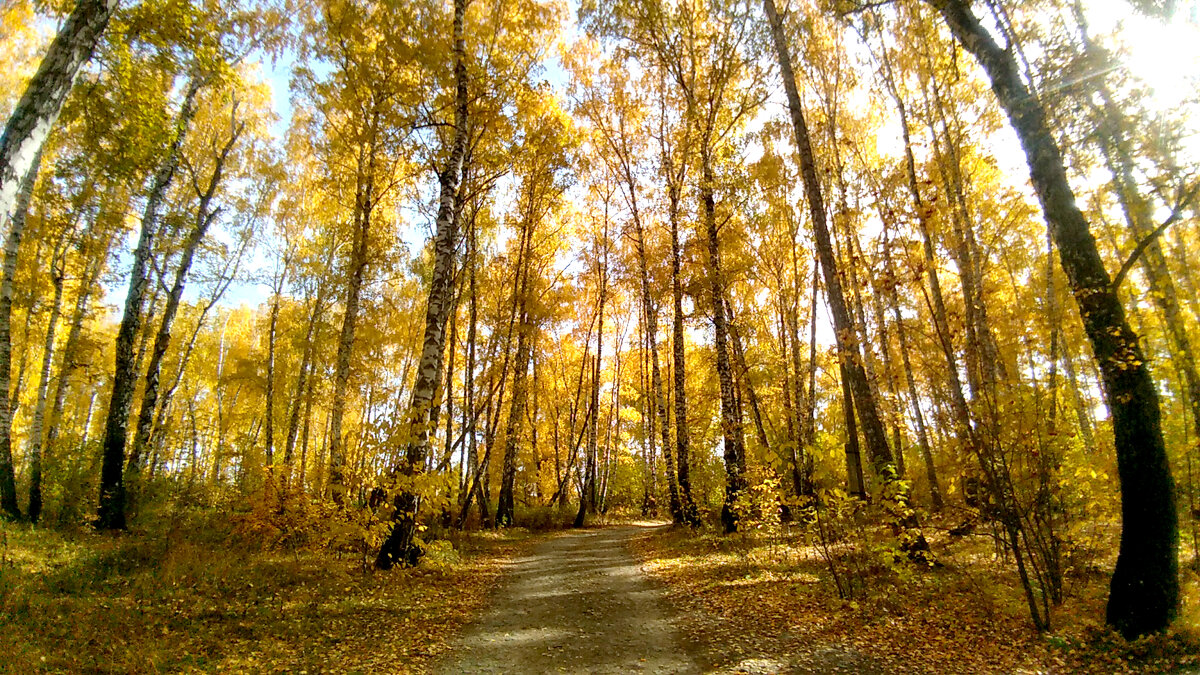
[433,525,700,674]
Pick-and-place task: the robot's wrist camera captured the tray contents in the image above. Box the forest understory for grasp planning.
[630,519,1200,674]
[0,510,544,673]
[6,510,1200,673]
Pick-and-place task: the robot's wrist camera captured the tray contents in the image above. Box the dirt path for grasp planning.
[433,525,700,674]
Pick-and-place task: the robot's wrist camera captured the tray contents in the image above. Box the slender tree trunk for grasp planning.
[883,230,943,509]
[927,0,1177,638]
[803,263,820,478]
[883,43,977,459]
[0,146,42,518]
[329,140,377,504]
[575,229,607,528]
[376,0,470,569]
[264,254,289,469]
[639,314,656,514]
[726,297,770,454]
[96,76,203,530]
[840,361,867,498]
[148,240,243,475]
[858,233,907,478]
[129,113,242,476]
[45,222,110,461]
[779,304,804,498]
[284,252,335,467]
[298,366,316,491]
[497,232,534,527]
[630,188,680,523]
[790,259,817,496]
[764,0,898,491]
[668,163,698,526]
[697,144,747,534]
[26,236,68,523]
[459,222,480,523]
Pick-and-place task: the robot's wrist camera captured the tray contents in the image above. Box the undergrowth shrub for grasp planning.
[422,539,462,572]
[515,504,575,531]
[731,467,785,559]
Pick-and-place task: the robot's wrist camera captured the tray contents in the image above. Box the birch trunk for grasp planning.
[0,0,117,225]
[496,303,532,526]
[129,113,241,476]
[575,229,607,528]
[667,147,698,526]
[264,254,289,468]
[376,0,470,568]
[630,180,681,522]
[96,76,203,530]
[328,139,377,504]
[0,145,41,518]
[700,147,747,534]
[26,238,68,522]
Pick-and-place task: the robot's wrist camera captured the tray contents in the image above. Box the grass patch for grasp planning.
[0,521,539,673]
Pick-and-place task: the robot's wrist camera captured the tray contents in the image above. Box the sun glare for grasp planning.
[1086,2,1200,150]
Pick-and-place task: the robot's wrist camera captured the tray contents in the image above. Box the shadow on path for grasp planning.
[434,525,699,674]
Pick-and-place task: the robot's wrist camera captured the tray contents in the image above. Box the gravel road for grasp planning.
[433,525,700,674]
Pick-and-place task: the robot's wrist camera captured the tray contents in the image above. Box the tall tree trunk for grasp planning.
[45,219,111,464]
[96,76,203,530]
[298,364,317,491]
[840,360,867,498]
[575,229,607,528]
[883,229,943,509]
[806,267,820,426]
[376,0,470,569]
[880,35,977,464]
[496,313,531,526]
[925,70,1006,391]
[777,310,803,501]
[857,233,906,478]
[639,314,657,514]
[328,139,377,504]
[0,145,42,519]
[497,230,535,527]
[129,112,242,477]
[668,153,698,526]
[726,297,770,454]
[927,0,1177,638]
[789,258,817,497]
[0,0,116,224]
[630,184,681,523]
[26,238,68,522]
[458,221,481,523]
[764,0,898,491]
[284,247,336,467]
[697,142,747,534]
[264,252,290,469]
[148,236,244,477]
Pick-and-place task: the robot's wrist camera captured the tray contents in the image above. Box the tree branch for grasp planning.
[1111,182,1200,291]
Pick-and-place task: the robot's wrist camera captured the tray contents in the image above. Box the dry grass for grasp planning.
[0,521,539,674]
[628,518,1200,674]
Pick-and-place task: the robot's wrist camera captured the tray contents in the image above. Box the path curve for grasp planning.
[434,525,700,674]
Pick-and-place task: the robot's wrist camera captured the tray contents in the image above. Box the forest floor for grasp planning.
[8,516,1200,673]
[627,520,1200,674]
[0,518,542,673]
